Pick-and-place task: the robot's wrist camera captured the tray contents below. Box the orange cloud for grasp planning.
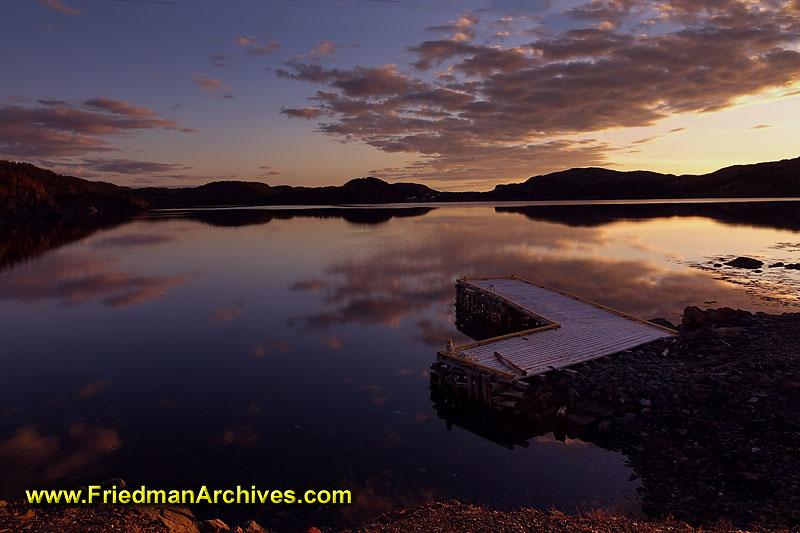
[41,0,82,16]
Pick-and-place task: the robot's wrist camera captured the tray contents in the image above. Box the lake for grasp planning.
[1,201,799,530]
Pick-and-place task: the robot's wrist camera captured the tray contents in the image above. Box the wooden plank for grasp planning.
[437,349,516,379]
[450,276,676,377]
[457,279,560,327]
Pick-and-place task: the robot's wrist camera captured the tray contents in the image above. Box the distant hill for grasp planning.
[2,156,800,222]
[488,157,800,200]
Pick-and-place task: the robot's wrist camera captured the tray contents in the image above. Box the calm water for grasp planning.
[1,202,800,530]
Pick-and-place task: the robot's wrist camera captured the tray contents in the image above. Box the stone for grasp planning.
[769,262,784,268]
[145,507,199,533]
[567,413,597,426]
[785,263,800,270]
[241,520,268,533]
[200,519,231,533]
[681,306,706,329]
[725,256,763,269]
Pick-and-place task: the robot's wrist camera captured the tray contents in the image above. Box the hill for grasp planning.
[2,156,800,222]
[488,156,800,200]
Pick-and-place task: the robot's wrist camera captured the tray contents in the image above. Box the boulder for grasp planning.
[681,306,706,329]
[725,257,763,269]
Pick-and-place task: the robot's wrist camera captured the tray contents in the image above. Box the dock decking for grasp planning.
[439,276,677,380]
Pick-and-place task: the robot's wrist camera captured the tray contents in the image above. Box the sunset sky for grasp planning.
[1,0,799,190]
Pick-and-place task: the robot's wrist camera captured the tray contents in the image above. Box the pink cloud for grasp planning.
[40,0,82,16]
[193,72,233,99]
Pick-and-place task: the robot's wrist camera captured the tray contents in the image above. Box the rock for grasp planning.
[725,256,763,269]
[241,520,268,533]
[785,263,800,270]
[567,413,597,426]
[769,262,785,268]
[681,306,706,329]
[707,307,748,325]
[649,317,677,330]
[200,519,231,533]
[141,507,199,533]
[713,263,723,267]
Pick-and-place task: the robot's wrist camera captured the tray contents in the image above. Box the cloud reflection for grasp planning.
[287,211,769,346]
[0,253,188,308]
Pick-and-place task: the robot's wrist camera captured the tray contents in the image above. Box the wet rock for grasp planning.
[725,256,763,269]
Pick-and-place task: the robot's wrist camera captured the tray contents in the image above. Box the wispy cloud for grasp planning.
[258,165,284,177]
[40,0,82,16]
[80,158,193,174]
[235,36,280,56]
[193,72,233,98]
[0,98,194,158]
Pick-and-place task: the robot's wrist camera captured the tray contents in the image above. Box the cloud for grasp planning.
[308,41,340,56]
[750,124,773,130]
[40,0,82,16]
[235,36,280,56]
[211,55,228,68]
[193,72,233,98]
[82,97,156,117]
[276,2,800,183]
[280,106,328,119]
[426,13,480,42]
[257,165,283,176]
[80,158,192,174]
[0,98,194,159]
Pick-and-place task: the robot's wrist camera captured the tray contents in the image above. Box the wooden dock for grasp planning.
[430,276,677,408]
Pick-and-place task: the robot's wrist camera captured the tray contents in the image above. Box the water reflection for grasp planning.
[497,201,800,230]
[0,203,799,531]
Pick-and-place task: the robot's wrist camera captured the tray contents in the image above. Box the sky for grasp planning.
[1,0,799,191]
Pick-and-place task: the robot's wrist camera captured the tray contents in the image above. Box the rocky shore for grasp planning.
[431,306,800,530]
[2,308,799,532]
